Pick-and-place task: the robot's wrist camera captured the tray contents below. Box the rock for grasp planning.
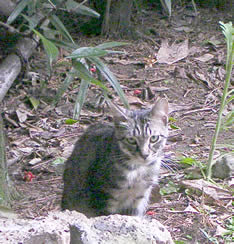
[212,154,234,179]
[70,214,174,244]
[0,211,174,244]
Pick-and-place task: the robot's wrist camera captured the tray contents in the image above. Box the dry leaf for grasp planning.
[195,54,214,62]
[157,39,189,64]
[182,179,231,202]
[16,109,28,123]
[184,205,199,213]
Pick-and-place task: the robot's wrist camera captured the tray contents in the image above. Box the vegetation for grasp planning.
[0,0,233,242]
[206,21,234,180]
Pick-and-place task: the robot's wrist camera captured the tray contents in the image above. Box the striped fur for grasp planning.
[61,99,169,217]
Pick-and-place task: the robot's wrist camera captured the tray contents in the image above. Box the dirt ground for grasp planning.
[2,4,233,244]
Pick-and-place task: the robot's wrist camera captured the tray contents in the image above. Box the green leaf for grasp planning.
[28,96,40,110]
[65,119,78,125]
[50,14,75,44]
[73,61,109,91]
[160,181,179,195]
[222,110,234,129]
[179,157,196,166]
[54,67,76,105]
[73,79,89,119]
[169,117,176,122]
[7,0,31,24]
[96,42,129,49]
[51,157,66,165]
[65,0,100,18]
[21,13,40,29]
[67,47,108,59]
[32,29,59,68]
[88,56,129,109]
[219,22,234,63]
[170,124,180,130]
[47,38,78,51]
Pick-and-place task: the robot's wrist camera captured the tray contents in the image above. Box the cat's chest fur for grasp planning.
[107,159,159,215]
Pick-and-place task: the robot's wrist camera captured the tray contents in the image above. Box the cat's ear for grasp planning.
[150,98,169,125]
[107,100,128,122]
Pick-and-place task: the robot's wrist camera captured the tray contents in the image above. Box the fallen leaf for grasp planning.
[16,109,28,123]
[127,95,144,106]
[215,225,228,236]
[184,205,199,213]
[28,158,41,166]
[174,26,193,33]
[28,96,40,110]
[195,54,214,62]
[182,179,231,203]
[157,39,189,64]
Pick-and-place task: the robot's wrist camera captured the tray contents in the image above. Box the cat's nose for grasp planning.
[141,153,149,160]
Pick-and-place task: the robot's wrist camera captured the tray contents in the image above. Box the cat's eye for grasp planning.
[126,137,137,145]
[150,135,160,143]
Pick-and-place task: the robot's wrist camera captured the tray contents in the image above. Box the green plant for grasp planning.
[206,22,234,180]
[6,0,129,118]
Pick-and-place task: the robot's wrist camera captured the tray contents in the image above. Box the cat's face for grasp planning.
[110,99,169,165]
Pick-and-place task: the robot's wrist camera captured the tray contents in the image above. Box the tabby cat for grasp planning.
[61,98,169,217]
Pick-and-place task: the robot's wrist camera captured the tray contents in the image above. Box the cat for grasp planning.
[61,98,169,217]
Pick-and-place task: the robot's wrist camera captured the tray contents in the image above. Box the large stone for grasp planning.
[212,154,234,179]
[0,211,174,244]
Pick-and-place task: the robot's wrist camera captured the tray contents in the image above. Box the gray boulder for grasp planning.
[0,210,174,244]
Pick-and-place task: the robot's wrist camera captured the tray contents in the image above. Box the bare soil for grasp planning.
[2,5,233,244]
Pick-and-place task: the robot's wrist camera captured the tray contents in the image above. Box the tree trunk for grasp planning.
[101,0,134,37]
[0,110,11,207]
[0,0,38,209]
[0,37,38,102]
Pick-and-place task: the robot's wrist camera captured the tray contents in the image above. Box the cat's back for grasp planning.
[64,122,115,167]
[74,122,114,150]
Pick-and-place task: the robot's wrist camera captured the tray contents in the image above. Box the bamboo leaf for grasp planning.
[50,14,75,44]
[73,79,89,119]
[54,67,76,105]
[47,38,78,51]
[73,61,109,91]
[7,0,31,24]
[65,0,100,18]
[67,47,108,59]
[96,42,129,49]
[32,29,59,68]
[20,13,39,29]
[88,56,129,108]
